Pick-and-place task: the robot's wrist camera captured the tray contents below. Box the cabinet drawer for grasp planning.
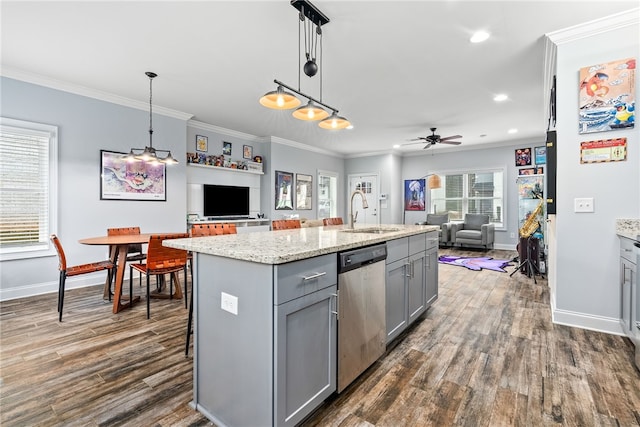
[386,237,408,264]
[620,238,637,263]
[275,254,337,304]
[425,231,438,250]
[409,233,426,255]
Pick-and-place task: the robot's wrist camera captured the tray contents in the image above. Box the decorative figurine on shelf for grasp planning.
[215,155,223,167]
[253,155,263,163]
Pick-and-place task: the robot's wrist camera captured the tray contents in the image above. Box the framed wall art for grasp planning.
[579,57,635,134]
[404,179,425,211]
[515,147,532,167]
[275,170,293,210]
[534,146,546,165]
[196,135,208,152]
[243,145,253,159]
[100,150,166,201]
[223,141,232,156]
[296,173,313,210]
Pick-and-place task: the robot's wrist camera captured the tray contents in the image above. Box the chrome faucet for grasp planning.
[349,190,369,229]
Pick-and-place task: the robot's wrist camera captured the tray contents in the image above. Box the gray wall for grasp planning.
[400,141,540,249]
[0,77,188,300]
[264,138,345,221]
[552,21,639,332]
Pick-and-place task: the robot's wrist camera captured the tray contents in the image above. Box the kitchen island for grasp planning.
[165,223,439,427]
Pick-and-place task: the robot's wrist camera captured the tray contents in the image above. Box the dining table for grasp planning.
[79,233,184,314]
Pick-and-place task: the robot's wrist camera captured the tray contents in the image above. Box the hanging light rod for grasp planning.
[126,71,178,165]
[274,79,338,115]
[290,0,329,27]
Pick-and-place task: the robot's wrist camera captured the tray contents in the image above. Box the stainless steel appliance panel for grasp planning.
[337,244,387,393]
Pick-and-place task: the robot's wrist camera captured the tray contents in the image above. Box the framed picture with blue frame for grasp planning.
[404,179,426,211]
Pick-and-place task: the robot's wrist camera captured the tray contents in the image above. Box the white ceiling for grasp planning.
[1,1,637,156]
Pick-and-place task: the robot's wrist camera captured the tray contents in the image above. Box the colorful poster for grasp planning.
[579,58,635,134]
[404,179,425,211]
[100,150,166,201]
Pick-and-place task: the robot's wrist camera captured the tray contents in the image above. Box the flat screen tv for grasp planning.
[203,184,250,218]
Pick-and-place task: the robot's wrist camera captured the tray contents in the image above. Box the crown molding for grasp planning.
[545,8,639,45]
[188,120,265,143]
[270,136,343,158]
[1,66,193,121]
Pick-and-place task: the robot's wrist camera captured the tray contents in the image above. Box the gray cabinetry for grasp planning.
[274,255,337,427]
[620,237,637,338]
[385,232,438,344]
[193,252,336,427]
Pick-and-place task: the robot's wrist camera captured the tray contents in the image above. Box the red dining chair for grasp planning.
[186,223,237,356]
[322,217,344,226]
[50,234,115,322]
[129,233,189,319]
[271,219,301,230]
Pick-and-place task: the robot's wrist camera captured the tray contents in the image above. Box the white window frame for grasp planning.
[317,169,339,219]
[0,117,58,260]
[429,167,506,230]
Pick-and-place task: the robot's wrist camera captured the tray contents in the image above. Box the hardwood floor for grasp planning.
[1,248,639,426]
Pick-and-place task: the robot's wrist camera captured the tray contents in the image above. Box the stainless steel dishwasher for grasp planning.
[337,243,387,393]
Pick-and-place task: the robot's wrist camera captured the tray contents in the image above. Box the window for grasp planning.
[430,169,504,228]
[317,170,338,219]
[0,118,58,260]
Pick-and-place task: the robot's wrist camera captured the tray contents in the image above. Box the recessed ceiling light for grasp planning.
[508,128,518,134]
[393,144,401,149]
[493,94,508,102]
[470,31,490,43]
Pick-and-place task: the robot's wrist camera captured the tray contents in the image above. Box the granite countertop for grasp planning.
[616,218,640,241]
[163,224,438,264]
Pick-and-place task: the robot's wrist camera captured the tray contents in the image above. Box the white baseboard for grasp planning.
[0,272,107,301]
[552,307,625,336]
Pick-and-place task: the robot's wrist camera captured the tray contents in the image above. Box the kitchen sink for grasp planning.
[340,227,402,234]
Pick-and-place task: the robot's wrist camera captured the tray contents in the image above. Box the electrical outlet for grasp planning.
[574,197,594,213]
[510,232,515,238]
[221,292,238,315]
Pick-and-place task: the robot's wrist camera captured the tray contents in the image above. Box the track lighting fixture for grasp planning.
[126,72,177,165]
[259,0,351,130]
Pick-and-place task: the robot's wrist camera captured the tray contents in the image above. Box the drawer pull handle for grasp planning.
[302,271,326,281]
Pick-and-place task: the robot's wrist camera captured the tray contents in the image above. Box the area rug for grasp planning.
[438,255,514,272]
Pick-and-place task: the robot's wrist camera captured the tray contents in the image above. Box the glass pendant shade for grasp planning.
[259,86,301,110]
[292,100,329,121]
[318,112,351,130]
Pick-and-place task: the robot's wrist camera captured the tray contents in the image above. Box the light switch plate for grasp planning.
[221,292,238,315]
[574,197,594,213]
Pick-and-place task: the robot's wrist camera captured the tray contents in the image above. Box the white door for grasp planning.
[348,174,379,226]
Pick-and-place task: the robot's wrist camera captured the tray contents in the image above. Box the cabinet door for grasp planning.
[621,257,636,337]
[425,247,438,307]
[408,252,426,323]
[274,285,337,427]
[386,258,409,343]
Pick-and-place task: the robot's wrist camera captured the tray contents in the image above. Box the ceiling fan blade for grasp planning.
[401,141,425,146]
[440,135,462,142]
[408,137,427,142]
[439,140,462,145]
[422,143,432,149]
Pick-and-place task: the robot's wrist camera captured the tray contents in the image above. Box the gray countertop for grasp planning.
[164,224,438,264]
[616,218,640,241]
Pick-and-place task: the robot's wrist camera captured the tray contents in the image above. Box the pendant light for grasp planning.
[126,72,177,164]
[258,0,351,130]
[319,111,351,129]
[259,85,301,109]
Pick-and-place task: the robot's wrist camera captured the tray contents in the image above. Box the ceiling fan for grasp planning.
[406,127,462,149]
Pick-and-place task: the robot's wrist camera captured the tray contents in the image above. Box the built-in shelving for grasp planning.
[187,163,263,175]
